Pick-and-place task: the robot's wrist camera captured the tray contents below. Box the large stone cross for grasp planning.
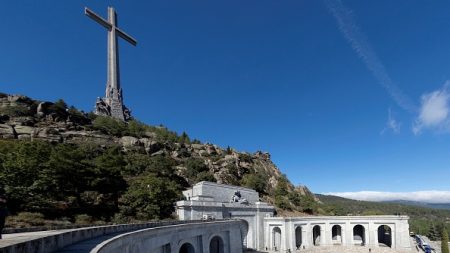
[85,6,137,121]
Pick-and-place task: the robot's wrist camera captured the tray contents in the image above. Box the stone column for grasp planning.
[368,222,378,247]
[320,225,325,246]
[323,222,331,246]
[229,229,242,253]
[345,221,353,246]
[290,222,296,251]
[263,223,268,251]
[201,234,208,253]
[341,224,347,246]
[391,224,397,250]
[303,223,311,249]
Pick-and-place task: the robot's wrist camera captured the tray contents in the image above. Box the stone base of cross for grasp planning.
[94,97,131,121]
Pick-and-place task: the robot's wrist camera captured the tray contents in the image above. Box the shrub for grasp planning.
[75,214,94,225]
[241,172,268,194]
[287,192,302,206]
[126,120,147,138]
[183,158,217,183]
[48,99,69,119]
[6,212,45,227]
[93,116,127,136]
[239,153,252,163]
[67,106,90,125]
[0,105,31,117]
[179,132,190,144]
[274,195,291,210]
[196,171,216,182]
[119,174,181,220]
[191,139,201,144]
[274,176,289,196]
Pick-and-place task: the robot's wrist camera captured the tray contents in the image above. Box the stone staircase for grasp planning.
[292,245,414,253]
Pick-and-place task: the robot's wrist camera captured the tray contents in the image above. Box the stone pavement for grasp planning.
[52,232,124,253]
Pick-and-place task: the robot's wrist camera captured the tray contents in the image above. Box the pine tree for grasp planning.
[428,223,441,241]
[442,228,449,253]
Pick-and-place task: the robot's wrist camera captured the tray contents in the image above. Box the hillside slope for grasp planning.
[0,93,317,224]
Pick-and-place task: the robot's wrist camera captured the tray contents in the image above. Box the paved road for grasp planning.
[53,232,124,253]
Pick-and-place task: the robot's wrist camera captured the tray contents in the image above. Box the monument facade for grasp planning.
[176,181,276,250]
[176,182,413,252]
[85,7,137,121]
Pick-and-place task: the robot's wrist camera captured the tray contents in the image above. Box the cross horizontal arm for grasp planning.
[116,28,137,46]
[85,7,112,30]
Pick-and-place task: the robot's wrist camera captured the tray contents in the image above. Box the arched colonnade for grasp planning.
[269,222,395,251]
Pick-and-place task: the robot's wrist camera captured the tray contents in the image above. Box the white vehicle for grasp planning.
[202,214,215,221]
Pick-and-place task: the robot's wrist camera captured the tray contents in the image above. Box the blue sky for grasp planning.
[1,1,450,200]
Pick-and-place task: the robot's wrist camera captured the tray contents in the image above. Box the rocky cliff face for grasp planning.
[0,93,317,211]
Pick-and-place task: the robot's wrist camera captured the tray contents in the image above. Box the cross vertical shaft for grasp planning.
[107,7,120,98]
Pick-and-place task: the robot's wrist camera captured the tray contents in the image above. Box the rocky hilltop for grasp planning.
[0,93,318,217]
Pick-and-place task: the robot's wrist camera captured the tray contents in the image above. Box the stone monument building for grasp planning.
[176,181,276,249]
[177,182,412,252]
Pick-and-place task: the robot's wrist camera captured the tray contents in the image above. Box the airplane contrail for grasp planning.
[325,0,417,113]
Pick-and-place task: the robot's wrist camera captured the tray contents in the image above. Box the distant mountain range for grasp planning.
[382,200,450,211]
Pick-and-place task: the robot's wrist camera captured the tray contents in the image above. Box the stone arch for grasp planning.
[295,226,302,249]
[209,236,224,253]
[272,227,282,251]
[161,243,171,253]
[353,225,365,246]
[238,220,249,249]
[378,225,392,247]
[332,225,342,244]
[179,242,195,253]
[313,225,321,246]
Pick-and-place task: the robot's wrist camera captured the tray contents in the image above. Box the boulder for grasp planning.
[239,161,252,169]
[205,145,217,155]
[198,150,208,157]
[36,101,53,117]
[143,131,157,138]
[254,151,271,160]
[120,136,140,147]
[17,134,31,140]
[171,150,180,158]
[150,150,165,157]
[191,143,204,150]
[9,116,35,126]
[14,125,35,135]
[120,136,145,152]
[61,131,113,145]
[0,124,16,139]
[224,154,237,161]
[140,138,163,154]
[32,127,62,143]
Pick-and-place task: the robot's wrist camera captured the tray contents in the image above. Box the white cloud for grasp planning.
[413,83,450,134]
[381,108,401,134]
[324,190,450,204]
[325,0,417,113]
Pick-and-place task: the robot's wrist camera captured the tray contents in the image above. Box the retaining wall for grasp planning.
[0,220,199,253]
